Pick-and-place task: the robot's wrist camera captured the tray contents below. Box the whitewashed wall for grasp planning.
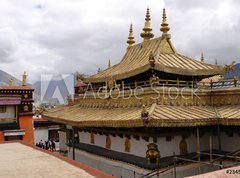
[34,128,48,144]
[213,132,240,152]
[58,131,67,152]
[156,132,212,157]
[78,131,214,158]
[131,137,154,157]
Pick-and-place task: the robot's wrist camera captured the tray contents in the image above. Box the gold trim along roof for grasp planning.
[86,37,224,83]
[43,104,240,128]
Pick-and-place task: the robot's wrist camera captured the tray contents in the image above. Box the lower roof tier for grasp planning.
[43,104,240,128]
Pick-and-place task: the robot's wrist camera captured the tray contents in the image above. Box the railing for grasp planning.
[140,149,240,178]
[78,78,240,96]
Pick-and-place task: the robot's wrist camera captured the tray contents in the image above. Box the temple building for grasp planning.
[43,8,240,178]
[0,72,34,144]
[33,113,60,146]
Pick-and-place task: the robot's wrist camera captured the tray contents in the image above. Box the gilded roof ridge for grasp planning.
[88,37,163,78]
[177,53,223,67]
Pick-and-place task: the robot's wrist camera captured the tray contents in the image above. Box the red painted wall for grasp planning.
[0,132,4,142]
[19,115,34,144]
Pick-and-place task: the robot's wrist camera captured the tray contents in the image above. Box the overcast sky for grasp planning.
[0,0,240,83]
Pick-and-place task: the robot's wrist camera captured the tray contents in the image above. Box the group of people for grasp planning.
[36,139,56,151]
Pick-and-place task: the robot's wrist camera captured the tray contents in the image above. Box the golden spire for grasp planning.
[201,52,204,63]
[160,8,170,37]
[140,7,154,41]
[108,59,111,68]
[22,71,27,86]
[9,78,14,86]
[127,24,135,47]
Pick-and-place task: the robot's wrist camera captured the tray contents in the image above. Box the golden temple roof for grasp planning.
[43,104,240,128]
[86,37,224,83]
[85,8,224,83]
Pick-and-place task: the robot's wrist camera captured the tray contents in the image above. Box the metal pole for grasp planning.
[72,127,75,160]
[217,117,222,167]
[198,152,240,160]
[197,128,201,173]
[173,152,177,178]
[209,136,212,163]
[175,157,222,167]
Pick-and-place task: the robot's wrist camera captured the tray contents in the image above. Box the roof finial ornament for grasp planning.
[201,52,204,63]
[108,59,111,68]
[9,78,14,86]
[215,59,218,65]
[140,7,154,41]
[127,24,135,47]
[22,71,27,86]
[98,68,101,73]
[160,8,170,38]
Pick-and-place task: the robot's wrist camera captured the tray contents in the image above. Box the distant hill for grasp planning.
[0,70,22,86]
[224,63,240,78]
[0,70,76,106]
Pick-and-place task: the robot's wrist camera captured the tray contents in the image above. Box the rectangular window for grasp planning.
[0,106,7,113]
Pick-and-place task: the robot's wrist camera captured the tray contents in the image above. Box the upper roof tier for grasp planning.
[85,8,224,83]
[86,36,224,83]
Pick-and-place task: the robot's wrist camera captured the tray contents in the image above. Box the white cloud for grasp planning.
[0,0,239,83]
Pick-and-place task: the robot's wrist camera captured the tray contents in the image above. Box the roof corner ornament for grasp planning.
[160,8,170,39]
[224,61,236,72]
[127,24,135,47]
[140,7,154,41]
[98,68,101,73]
[141,105,150,125]
[107,78,115,90]
[76,72,85,82]
[201,52,204,63]
[149,51,156,67]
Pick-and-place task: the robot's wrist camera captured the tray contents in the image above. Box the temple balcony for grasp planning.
[75,78,240,99]
[66,77,240,110]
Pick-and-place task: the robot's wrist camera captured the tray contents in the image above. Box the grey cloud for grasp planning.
[0,28,18,63]
[0,0,239,83]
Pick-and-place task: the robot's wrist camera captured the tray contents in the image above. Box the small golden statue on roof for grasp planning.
[107,79,115,90]
[224,61,236,72]
[149,51,156,67]
[150,74,159,87]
